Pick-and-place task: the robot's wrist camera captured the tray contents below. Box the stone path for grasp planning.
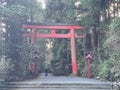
[4,74,111,90]
[2,73,117,90]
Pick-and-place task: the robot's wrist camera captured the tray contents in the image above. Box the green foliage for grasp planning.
[51,59,71,76]
[109,17,120,32]
[51,59,65,76]
[0,3,29,81]
[45,0,78,23]
[81,14,96,27]
[104,17,120,50]
[100,17,120,81]
[81,0,102,11]
[0,56,15,81]
[98,59,113,80]
[0,5,28,23]
[98,51,120,81]
[77,58,87,77]
[0,0,49,81]
[2,6,27,16]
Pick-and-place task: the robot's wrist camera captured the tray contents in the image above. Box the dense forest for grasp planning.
[0,0,120,84]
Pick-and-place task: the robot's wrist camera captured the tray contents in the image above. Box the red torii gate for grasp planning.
[23,23,85,76]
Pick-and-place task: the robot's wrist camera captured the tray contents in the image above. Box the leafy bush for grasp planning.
[0,56,15,81]
[51,59,71,76]
[98,59,113,81]
[100,17,120,81]
[98,52,120,81]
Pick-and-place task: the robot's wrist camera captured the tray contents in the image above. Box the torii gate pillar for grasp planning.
[70,29,77,75]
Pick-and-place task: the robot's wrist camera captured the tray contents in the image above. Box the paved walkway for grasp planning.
[6,73,114,90]
[14,73,110,85]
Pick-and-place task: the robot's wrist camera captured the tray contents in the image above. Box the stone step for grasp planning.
[0,82,113,90]
[0,88,114,90]
[0,76,118,90]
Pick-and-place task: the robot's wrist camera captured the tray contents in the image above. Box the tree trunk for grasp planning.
[97,30,102,63]
[90,27,96,52]
[116,0,119,16]
[113,0,116,18]
[108,0,110,20]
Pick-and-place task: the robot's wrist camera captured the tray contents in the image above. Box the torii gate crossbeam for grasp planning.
[23,23,85,76]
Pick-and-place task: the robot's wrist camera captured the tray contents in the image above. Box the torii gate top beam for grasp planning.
[23,22,84,30]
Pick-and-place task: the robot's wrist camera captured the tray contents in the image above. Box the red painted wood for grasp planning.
[24,32,85,39]
[87,58,91,79]
[32,28,37,44]
[51,29,56,34]
[23,24,84,30]
[86,53,92,79]
[70,29,77,75]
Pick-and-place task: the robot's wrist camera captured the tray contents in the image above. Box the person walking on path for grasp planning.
[45,68,48,76]
[65,64,69,76]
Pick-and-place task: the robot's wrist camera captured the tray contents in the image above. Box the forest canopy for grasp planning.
[0,0,120,83]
